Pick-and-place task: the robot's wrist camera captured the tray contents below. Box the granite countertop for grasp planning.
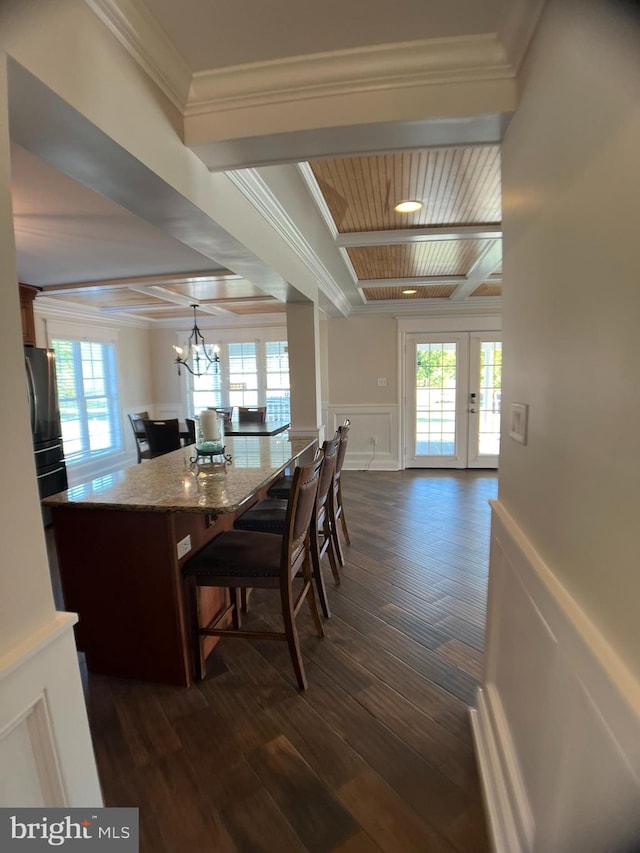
[43,435,315,514]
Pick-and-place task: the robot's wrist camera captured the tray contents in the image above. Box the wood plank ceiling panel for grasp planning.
[168,280,267,300]
[363,285,456,301]
[347,240,488,280]
[470,282,502,297]
[309,145,501,233]
[44,288,168,308]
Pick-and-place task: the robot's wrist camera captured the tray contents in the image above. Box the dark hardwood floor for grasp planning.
[50,469,497,852]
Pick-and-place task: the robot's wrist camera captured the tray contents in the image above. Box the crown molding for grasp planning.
[186,34,513,117]
[348,297,502,317]
[84,0,192,111]
[226,170,352,318]
[498,0,547,73]
[82,3,523,124]
[297,162,339,240]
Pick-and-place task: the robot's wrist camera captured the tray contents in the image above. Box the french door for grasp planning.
[404,333,502,469]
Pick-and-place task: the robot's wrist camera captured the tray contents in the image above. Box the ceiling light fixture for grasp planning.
[402,289,418,295]
[173,304,220,377]
[394,199,423,213]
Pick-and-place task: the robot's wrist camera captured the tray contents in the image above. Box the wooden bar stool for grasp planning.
[182,453,324,689]
[234,435,341,617]
[268,419,351,566]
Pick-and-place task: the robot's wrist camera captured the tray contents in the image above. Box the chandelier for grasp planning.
[173,304,220,377]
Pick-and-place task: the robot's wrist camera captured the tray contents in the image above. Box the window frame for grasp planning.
[48,322,123,466]
[177,326,290,422]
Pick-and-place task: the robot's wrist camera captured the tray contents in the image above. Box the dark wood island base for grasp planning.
[46,435,316,686]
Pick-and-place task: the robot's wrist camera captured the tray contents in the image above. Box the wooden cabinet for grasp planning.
[19,283,40,346]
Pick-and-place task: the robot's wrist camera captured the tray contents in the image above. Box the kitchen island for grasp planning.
[45,434,315,686]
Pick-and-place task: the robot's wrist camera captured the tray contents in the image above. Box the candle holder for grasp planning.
[190,442,232,463]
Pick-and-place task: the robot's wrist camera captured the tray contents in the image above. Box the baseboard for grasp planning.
[471,689,530,853]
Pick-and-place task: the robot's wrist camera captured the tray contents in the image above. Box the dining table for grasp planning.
[138,419,290,443]
[43,433,315,686]
[223,419,290,437]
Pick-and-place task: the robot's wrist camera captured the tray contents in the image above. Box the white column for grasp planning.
[286,301,323,446]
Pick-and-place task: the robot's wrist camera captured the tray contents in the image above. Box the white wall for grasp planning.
[475,2,640,849]
[499,0,640,680]
[0,58,101,806]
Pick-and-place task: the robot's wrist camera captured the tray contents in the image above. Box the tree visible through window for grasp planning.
[52,338,122,463]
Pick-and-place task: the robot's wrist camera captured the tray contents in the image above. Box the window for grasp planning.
[188,339,290,422]
[52,338,122,463]
[265,341,290,421]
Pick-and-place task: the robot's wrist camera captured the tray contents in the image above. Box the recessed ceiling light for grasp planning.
[394,199,423,213]
[402,288,418,295]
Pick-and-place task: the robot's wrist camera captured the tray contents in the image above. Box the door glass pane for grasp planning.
[415,342,457,456]
[478,341,502,456]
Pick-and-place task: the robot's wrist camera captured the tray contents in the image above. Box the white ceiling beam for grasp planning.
[336,226,502,247]
[359,275,465,288]
[449,240,503,301]
[127,285,236,317]
[40,270,240,294]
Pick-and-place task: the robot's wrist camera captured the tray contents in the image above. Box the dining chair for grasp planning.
[184,418,196,445]
[238,406,267,423]
[233,435,341,617]
[215,407,233,424]
[142,418,181,458]
[128,411,152,463]
[183,452,325,688]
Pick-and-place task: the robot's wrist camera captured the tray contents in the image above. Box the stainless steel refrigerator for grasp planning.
[24,346,68,525]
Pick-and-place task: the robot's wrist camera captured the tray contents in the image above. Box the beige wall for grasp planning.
[319,313,330,402]
[328,316,397,404]
[499,0,640,676]
[149,326,184,411]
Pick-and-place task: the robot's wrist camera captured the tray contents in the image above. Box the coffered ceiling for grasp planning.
[7,0,532,325]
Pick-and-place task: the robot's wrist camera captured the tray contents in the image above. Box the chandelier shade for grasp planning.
[173,304,220,377]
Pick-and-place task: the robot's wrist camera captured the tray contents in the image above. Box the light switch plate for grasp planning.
[377,377,387,387]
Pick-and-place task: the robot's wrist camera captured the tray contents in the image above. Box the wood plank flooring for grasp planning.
[51,468,497,852]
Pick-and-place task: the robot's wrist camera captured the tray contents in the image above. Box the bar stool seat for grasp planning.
[233,498,288,533]
[267,476,293,500]
[186,530,282,578]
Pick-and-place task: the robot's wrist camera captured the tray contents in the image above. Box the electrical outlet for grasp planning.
[369,436,377,447]
[176,534,191,560]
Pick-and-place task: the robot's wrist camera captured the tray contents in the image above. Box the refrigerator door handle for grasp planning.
[25,355,37,434]
[37,466,66,479]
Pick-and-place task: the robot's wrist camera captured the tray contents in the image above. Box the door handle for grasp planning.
[469,407,477,413]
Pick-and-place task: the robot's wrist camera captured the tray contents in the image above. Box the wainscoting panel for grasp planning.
[326,405,400,470]
[472,501,640,853]
[0,613,102,807]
